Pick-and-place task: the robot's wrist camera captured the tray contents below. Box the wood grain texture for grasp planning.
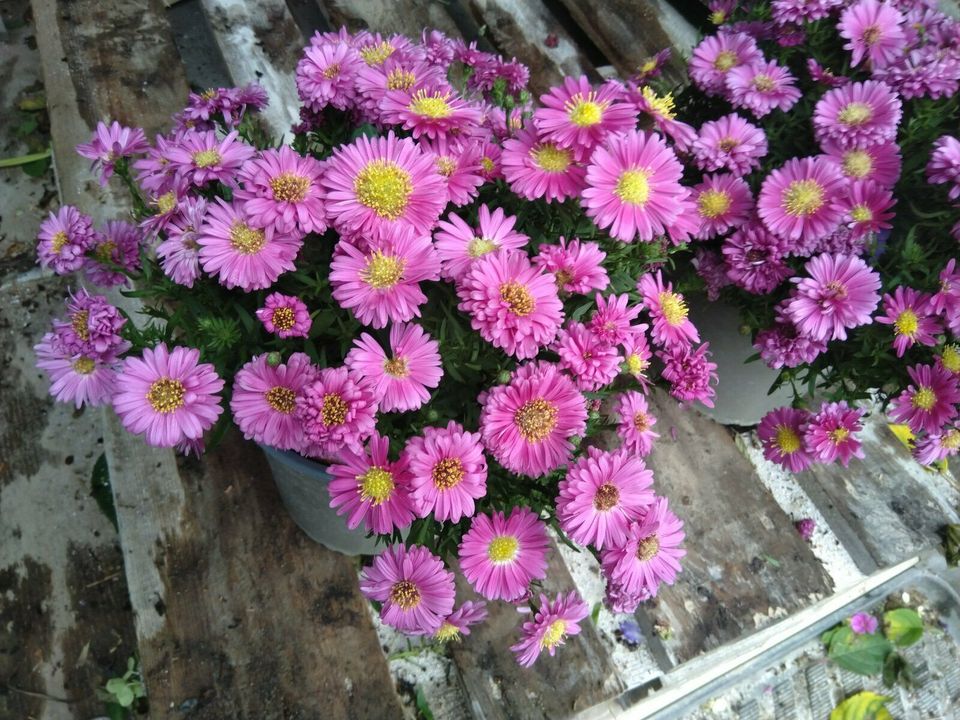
[637,390,835,664]
[320,0,462,39]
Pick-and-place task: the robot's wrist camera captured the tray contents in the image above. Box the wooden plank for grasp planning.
[795,417,960,573]
[637,390,835,664]
[449,542,624,720]
[319,0,463,40]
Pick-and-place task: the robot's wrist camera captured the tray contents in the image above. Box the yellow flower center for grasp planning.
[270,172,310,202]
[659,291,688,326]
[565,92,606,127]
[894,309,919,338]
[709,9,727,24]
[714,50,737,71]
[383,356,408,377]
[863,25,881,46]
[354,161,413,220]
[838,102,873,126]
[322,63,341,79]
[842,150,873,178]
[271,306,296,331]
[593,483,620,511]
[432,457,464,490]
[783,179,825,217]
[554,269,573,288]
[541,620,568,650]
[320,392,348,426]
[388,579,421,609]
[192,149,222,168]
[487,535,519,564]
[201,88,218,100]
[636,535,660,561]
[775,425,802,454]
[94,241,117,265]
[829,427,850,444]
[641,86,676,120]
[157,191,178,214]
[481,156,495,173]
[940,344,960,373]
[626,353,649,377]
[265,386,296,414]
[698,189,732,218]
[147,378,185,414]
[912,386,937,411]
[499,281,536,317]
[51,231,69,254]
[359,41,395,67]
[229,221,266,255]
[467,237,498,258]
[640,58,658,73]
[615,169,652,206]
[752,74,775,92]
[358,466,394,505]
[532,144,572,173]
[717,137,739,152]
[71,311,90,341]
[386,68,416,91]
[514,398,558,442]
[435,622,460,642]
[850,205,873,223]
[362,251,405,290]
[73,357,96,375]
[634,411,650,432]
[942,429,960,450]
[436,156,457,177]
[408,90,453,118]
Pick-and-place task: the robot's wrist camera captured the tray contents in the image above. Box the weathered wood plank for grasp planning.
[449,542,623,720]
[319,0,463,40]
[637,390,835,664]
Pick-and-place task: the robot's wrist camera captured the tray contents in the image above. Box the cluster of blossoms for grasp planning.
[686,0,960,472]
[34,27,703,667]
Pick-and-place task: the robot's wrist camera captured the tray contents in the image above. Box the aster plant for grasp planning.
[34,29,705,665]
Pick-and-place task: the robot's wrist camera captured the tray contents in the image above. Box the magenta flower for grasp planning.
[166,130,255,187]
[53,288,128,357]
[113,344,224,448]
[839,0,906,70]
[659,342,718,408]
[75,120,150,185]
[813,81,902,150]
[875,287,941,358]
[803,401,866,466]
[36,206,99,275]
[850,612,879,635]
[255,293,312,339]
[236,146,327,235]
[557,447,655,549]
[156,197,207,288]
[533,76,637,152]
[692,173,754,240]
[786,253,881,342]
[405,421,487,523]
[888,364,960,436]
[688,32,762,96]
[589,293,643,345]
[533,237,609,296]
[840,180,896,239]
[327,432,416,535]
[722,221,792,295]
[360,544,455,635]
[694,247,733,302]
[418,136,485,207]
[230,352,317,451]
[629,84,697,151]
[692,114,768,176]
[771,0,842,25]
[754,305,829,369]
[296,366,377,458]
[355,57,446,118]
[621,332,654,390]
[757,157,846,244]
[344,322,442,413]
[758,406,814,472]
[614,391,660,457]
[725,59,801,118]
[581,130,690,244]
[795,517,816,541]
[510,591,590,668]
[434,204,529,282]
[914,427,960,465]
[435,601,488,642]
[807,59,847,88]
[295,40,363,112]
[381,85,482,141]
[554,322,621,392]
[501,128,586,203]
[603,579,651,615]
[637,271,699,349]
[459,507,550,602]
[926,135,960,201]
[821,141,901,188]
[34,332,120,409]
[84,220,143,288]
[931,259,960,328]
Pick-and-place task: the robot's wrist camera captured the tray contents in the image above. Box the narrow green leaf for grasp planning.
[90,453,118,532]
[0,147,51,167]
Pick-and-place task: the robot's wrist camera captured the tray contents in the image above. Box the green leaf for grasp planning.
[830,691,892,720]
[21,156,52,177]
[825,626,893,676]
[882,651,914,688]
[105,701,126,720]
[944,523,960,567]
[90,453,119,532]
[415,686,435,720]
[591,601,601,625]
[0,147,51,167]
[105,678,135,707]
[883,608,923,647]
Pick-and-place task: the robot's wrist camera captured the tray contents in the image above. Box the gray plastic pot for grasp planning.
[259,444,379,556]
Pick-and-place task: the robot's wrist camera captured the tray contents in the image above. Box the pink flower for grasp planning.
[479,362,586,477]
[839,180,896,239]
[295,41,363,112]
[772,0,842,25]
[53,288,127,357]
[725,60,801,118]
[355,58,446,118]
[926,135,960,201]
[888,364,960,436]
[500,128,586,203]
[659,342,719,408]
[875,286,941,357]
[230,352,317,451]
[839,0,906,70]
[692,173,754,240]
[795,517,816,541]
[459,507,550,602]
[327,432,416,535]
[329,229,440,329]
[820,140,901,188]
[556,447,655,549]
[813,81,902,150]
[166,130,255,187]
[758,407,813,472]
[419,136,485,207]
[405,421,487,522]
[534,76,638,152]
[807,59,848,87]
[637,271,699,349]
[533,237,609,296]
[360,544,455,635]
[688,32,762,96]
[581,130,690,244]
[113,344,224,447]
[603,579,651,615]
[381,85,483,140]
[850,612,879,635]
[435,601,488,642]
[434,204,528,281]
[75,120,149,185]
[803,401,866,466]
[344,322,442,413]
[621,333,654,390]
[256,293,312,339]
[36,206,99,275]
[786,253,881,341]
[34,332,120,409]
[510,591,590,668]
[722,221,792,295]
[754,304,829,369]
[629,84,697,151]
[913,427,960,465]
[457,250,564,360]
[757,157,846,244]
[83,220,142,288]
[693,113,768,176]
[589,293,643,345]
[236,146,327,235]
[614,391,659,457]
[931,259,960,328]
[156,197,206,288]
[694,247,733,301]
[296,366,378,458]
[197,199,302,291]
[554,322,621,392]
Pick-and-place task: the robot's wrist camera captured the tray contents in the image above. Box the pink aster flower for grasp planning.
[434,204,528,282]
[34,332,120,408]
[694,247,733,301]
[36,206,99,275]
[754,303,829,369]
[418,136,485,207]
[84,220,142,287]
[330,230,440,329]
[875,47,960,101]
[327,432,416,535]
[722,221,792,295]
[230,352,317,451]
[236,146,327,235]
[589,293,644,345]
[533,237,609,296]
[786,253,881,341]
[600,497,686,597]
[295,41,363,112]
[53,288,127,357]
[603,579,651,615]
[621,332,654,390]
[156,197,206,288]
[435,601,488,642]
[803,401,866,466]
[629,84,697,151]
[405,421,487,522]
[381,85,483,140]
[197,199,301,291]
[255,293,312,339]
[113,344,224,448]
[659,342,719,408]
[820,140,902,188]
[758,406,814,472]
[321,131,446,243]
[692,113,768,177]
[457,250,564,360]
[913,426,960,465]
[459,507,550,602]
[533,76,637,152]
[839,0,907,70]
[355,56,445,118]
[296,366,378,458]
[581,130,690,244]
[757,157,846,244]
[850,612,879,635]
[75,120,150,186]
[875,287,941,358]
[692,173,753,240]
[931,259,960,321]
[725,59,801,118]
[166,130,254,188]
[771,0,842,25]
[926,135,960,201]
[813,81,903,150]
[479,362,587,477]
[888,364,960,436]
[557,447,655,549]
[500,128,586,203]
[344,322,442,413]
[554,321,621,392]
[637,271,699,349]
[511,591,590,668]
[688,32,763,96]
[613,391,659,457]
[360,544,455,635]
[839,180,896,239]
[937,343,960,378]
[808,59,848,88]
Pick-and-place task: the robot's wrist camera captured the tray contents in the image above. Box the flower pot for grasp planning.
[259,444,379,556]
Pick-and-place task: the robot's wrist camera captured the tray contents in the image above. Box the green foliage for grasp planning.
[415,686,435,720]
[830,691,892,720]
[97,657,146,719]
[943,523,960,567]
[821,625,893,676]
[90,453,118,532]
[883,608,923,648]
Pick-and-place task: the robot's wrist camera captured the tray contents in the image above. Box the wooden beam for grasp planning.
[319,0,463,39]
